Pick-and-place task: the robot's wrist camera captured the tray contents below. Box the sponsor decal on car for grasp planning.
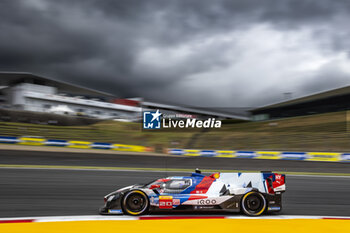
[195,206,216,209]
[196,199,217,205]
[108,209,123,214]
[150,196,157,205]
[268,206,281,211]
[159,196,173,209]
[172,199,180,205]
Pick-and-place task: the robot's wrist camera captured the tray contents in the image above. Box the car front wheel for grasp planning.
[122,190,149,215]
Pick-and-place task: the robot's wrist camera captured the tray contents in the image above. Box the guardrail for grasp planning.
[0,136,152,153]
[168,149,350,162]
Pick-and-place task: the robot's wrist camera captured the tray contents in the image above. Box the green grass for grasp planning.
[0,111,349,152]
[193,111,349,151]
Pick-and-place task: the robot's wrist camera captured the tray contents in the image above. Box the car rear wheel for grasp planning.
[122,190,149,215]
[241,191,266,216]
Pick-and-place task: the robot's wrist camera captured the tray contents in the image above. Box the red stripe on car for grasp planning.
[187,195,208,201]
[190,176,215,194]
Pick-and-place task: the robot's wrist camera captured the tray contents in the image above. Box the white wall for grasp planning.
[6,83,140,120]
[9,83,56,108]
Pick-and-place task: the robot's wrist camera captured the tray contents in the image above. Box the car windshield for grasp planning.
[144,178,191,191]
[165,179,191,190]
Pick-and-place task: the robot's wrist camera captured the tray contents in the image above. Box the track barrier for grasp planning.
[0,136,152,153]
[1,135,349,161]
[168,149,349,162]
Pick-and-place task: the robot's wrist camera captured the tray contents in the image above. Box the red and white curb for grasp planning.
[0,215,350,223]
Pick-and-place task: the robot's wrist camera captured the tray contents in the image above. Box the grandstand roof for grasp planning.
[252,85,350,112]
[143,101,250,120]
[0,72,115,98]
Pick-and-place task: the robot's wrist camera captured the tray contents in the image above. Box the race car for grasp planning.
[99,170,286,216]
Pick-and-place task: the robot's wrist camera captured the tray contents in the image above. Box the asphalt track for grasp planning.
[0,149,350,217]
[1,149,350,173]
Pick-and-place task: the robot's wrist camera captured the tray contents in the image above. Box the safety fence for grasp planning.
[0,136,152,153]
[168,149,350,162]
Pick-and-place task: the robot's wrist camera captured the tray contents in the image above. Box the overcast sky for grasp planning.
[1,0,350,107]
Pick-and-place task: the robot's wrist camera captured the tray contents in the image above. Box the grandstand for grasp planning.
[0,72,141,121]
[251,85,350,121]
[0,72,250,124]
[142,101,249,121]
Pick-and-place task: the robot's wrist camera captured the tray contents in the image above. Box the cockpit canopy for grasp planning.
[147,178,192,192]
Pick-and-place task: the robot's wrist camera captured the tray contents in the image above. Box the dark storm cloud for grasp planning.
[1,0,350,106]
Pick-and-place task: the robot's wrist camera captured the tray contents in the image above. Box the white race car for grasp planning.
[100,170,286,216]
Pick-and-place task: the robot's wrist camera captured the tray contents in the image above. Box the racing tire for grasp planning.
[122,190,149,215]
[241,191,267,216]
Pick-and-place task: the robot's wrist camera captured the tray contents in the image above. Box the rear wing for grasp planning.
[262,172,286,194]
